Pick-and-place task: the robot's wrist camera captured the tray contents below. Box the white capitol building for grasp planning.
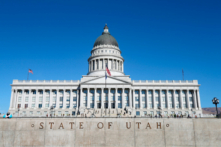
[8,25,202,117]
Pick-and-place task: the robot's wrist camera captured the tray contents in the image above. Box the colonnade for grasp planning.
[89,58,123,72]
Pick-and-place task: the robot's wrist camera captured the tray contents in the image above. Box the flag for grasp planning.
[29,69,33,74]
[105,71,107,79]
[106,64,111,76]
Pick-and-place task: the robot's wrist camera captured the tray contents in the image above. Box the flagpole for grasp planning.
[27,70,29,81]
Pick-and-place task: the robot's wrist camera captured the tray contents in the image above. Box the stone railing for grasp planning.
[132,80,198,84]
[13,80,80,84]
[92,44,120,50]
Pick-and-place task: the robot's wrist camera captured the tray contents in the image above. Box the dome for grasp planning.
[93,25,119,47]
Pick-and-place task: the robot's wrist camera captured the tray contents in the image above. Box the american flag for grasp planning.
[29,69,33,74]
[106,64,111,76]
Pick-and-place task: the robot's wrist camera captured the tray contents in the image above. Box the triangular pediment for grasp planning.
[81,76,131,85]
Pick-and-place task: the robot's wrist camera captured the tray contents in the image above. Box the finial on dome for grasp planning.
[103,24,109,33]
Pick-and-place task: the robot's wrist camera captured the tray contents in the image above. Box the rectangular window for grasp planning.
[90,103,94,108]
[45,103,49,108]
[32,97,36,102]
[135,104,139,108]
[66,97,70,101]
[176,97,179,102]
[46,90,50,95]
[18,97,22,102]
[155,97,159,102]
[149,103,152,108]
[84,103,87,107]
[58,111,61,115]
[73,103,77,108]
[53,103,56,108]
[176,104,179,108]
[135,97,139,101]
[46,97,50,102]
[39,97,43,102]
[39,90,43,94]
[125,96,129,101]
[189,97,193,101]
[53,97,56,102]
[91,96,94,101]
[25,104,28,108]
[142,97,145,101]
[39,104,42,108]
[32,91,36,94]
[136,111,140,116]
[31,104,35,108]
[149,97,152,102]
[135,90,139,94]
[169,97,172,102]
[190,104,193,108]
[148,91,152,94]
[60,97,63,101]
[29,111,33,115]
[60,90,63,94]
[118,103,122,108]
[118,96,121,101]
[90,89,94,93]
[155,103,159,108]
[162,97,165,102]
[98,96,101,101]
[73,97,77,101]
[18,104,21,108]
[59,104,63,108]
[183,104,187,108]
[170,104,172,108]
[25,97,29,102]
[66,104,70,108]
[83,96,87,101]
[142,103,146,108]
[142,90,145,94]
[53,90,57,95]
[105,96,108,101]
[118,89,122,93]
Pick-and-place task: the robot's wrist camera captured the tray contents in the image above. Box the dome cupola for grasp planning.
[93,24,119,47]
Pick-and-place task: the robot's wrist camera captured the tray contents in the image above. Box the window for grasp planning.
[90,89,94,93]
[150,111,154,115]
[66,90,70,94]
[111,90,115,93]
[183,104,187,108]
[83,96,87,101]
[84,103,87,107]
[60,97,63,101]
[148,91,152,94]
[168,91,172,94]
[105,50,107,52]
[31,104,35,108]
[39,90,43,94]
[142,103,146,108]
[189,97,193,101]
[125,96,129,101]
[162,91,165,94]
[155,97,159,102]
[135,97,139,101]
[60,90,63,94]
[176,104,179,108]
[109,50,111,53]
[189,91,192,94]
[169,97,172,102]
[162,97,165,102]
[125,102,129,107]
[135,104,139,108]
[59,104,63,108]
[37,111,40,116]
[46,90,50,95]
[18,90,22,95]
[18,97,22,102]
[73,103,77,108]
[25,104,28,108]
[183,97,186,102]
[53,104,56,108]
[32,97,36,102]
[155,91,159,94]
[53,97,56,102]
[98,96,101,101]
[25,97,29,102]
[176,97,179,102]
[155,103,159,108]
[72,111,76,116]
[66,97,70,101]
[45,103,49,108]
[136,111,140,116]
[53,90,57,95]
[90,103,94,108]
[170,104,173,108]
[142,97,145,101]
[46,97,50,102]
[25,90,29,94]
[39,97,43,102]
[111,96,115,101]
[105,96,108,101]
[73,97,77,101]
[66,104,70,108]
[118,103,122,108]
[149,97,152,102]
[29,111,33,115]
[118,96,121,101]
[149,103,153,108]
[32,91,36,94]
[135,90,139,94]
[142,90,145,94]
[58,111,61,115]
[39,104,42,108]
[18,104,21,108]
[175,91,178,94]
[90,96,94,101]
[190,104,193,108]
[163,103,166,108]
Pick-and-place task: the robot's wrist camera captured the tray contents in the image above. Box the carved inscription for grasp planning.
[126,122,131,129]
[39,122,44,129]
[49,122,54,129]
[69,122,74,129]
[146,123,151,129]
[136,122,141,129]
[79,122,83,129]
[97,122,104,129]
[108,122,112,129]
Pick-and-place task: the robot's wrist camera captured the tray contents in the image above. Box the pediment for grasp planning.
[81,76,131,85]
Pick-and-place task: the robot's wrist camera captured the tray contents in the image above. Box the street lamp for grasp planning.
[50,106,54,118]
[212,97,219,117]
[18,108,20,117]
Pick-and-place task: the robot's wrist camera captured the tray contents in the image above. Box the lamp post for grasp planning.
[18,108,20,117]
[212,97,219,117]
[50,106,54,118]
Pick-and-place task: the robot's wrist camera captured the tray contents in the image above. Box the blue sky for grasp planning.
[0,0,221,113]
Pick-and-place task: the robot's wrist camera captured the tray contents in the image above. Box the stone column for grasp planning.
[193,90,197,109]
[122,88,125,108]
[36,89,39,109]
[14,89,18,108]
[29,89,32,109]
[173,89,176,109]
[63,89,66,109]
[94,88,97,109]
[159,89,162,109]
[49,89,53,108]
[197,90,201,109]
[42,89,45,108]
[166,89,169,110]
[146,89,149,109]
[103,59,105,70]
[108,88,111,108]
[132,89,135,108]
[115,88,117,109]
[21,89,25,108]
[87,88,90,108]
[76,89,79,109]
[180,89,183,109]
[129,88,132,108]
[80,88,83,107]
[122,61,124,72]
[139,89,142,109]
[70,89,73,109]
[153,89,155,109]
[186,89,190,109]
[56,89,59,109]
[9,89,14,109]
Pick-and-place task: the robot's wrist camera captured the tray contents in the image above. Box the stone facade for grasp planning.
[8,25,202,117]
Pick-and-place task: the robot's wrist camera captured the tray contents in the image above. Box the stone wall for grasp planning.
[0,118,220,147]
